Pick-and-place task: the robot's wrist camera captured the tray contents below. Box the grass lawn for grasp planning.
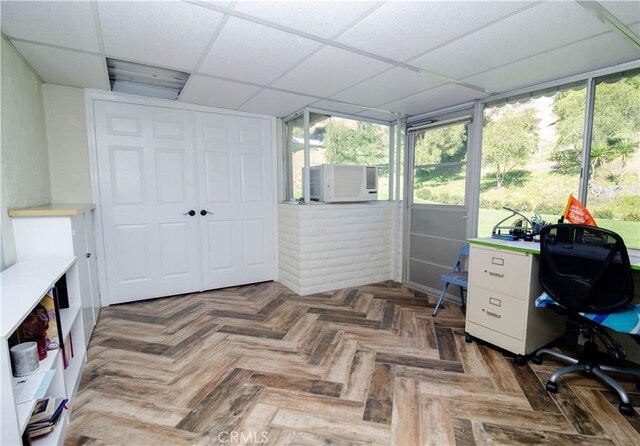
[477,208,640,249]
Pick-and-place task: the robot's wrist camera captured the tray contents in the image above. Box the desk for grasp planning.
[468,237,640,270]
[465,238,640,357]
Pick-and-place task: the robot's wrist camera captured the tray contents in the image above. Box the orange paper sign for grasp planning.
[563,194,597,226]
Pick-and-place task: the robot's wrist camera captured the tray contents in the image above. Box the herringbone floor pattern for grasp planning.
[65,281,640,445]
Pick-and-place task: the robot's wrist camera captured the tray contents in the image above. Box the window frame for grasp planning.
[282,107,396,203]
[473,62,640,240]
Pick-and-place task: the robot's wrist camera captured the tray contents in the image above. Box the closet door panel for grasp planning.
[195,112,275,289]
[95,101,200,304]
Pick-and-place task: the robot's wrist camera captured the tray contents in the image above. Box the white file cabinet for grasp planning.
[465,243,565,356]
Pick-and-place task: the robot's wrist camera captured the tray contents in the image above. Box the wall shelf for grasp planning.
[1,258,87,445]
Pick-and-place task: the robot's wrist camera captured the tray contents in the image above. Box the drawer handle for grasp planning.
[489,271,504,278]
[489,297,501,307]
[487,311,502,319]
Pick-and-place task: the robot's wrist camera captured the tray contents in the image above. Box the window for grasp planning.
[478,84,587,237]
[285,115,305,200]
[587,71,640,249]
[412,121,469,205]
[285,110,391,201]
[477,68,639,249]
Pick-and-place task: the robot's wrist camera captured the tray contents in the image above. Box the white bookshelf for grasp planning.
[1,258,86,446]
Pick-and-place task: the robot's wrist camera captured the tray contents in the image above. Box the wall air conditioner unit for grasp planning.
[309,164,378,202]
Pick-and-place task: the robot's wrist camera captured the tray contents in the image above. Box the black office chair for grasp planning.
[533,224,640,416]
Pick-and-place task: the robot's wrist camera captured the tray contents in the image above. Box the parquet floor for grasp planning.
[65,281,640,445]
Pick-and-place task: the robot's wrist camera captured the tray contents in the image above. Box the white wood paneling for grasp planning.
[94,99,275,304]
[195,111,275,290]
[95,101,201,304]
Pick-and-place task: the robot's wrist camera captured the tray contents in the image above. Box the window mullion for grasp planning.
[579,77,596,205]
[303,108,310,204]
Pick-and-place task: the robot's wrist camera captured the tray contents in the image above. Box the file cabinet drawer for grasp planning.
[469,245,532,298]
[467,286,525,340]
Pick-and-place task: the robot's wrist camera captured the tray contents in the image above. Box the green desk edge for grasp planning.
[468,238,640,271]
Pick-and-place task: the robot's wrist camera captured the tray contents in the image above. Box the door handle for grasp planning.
[183,210,196,216]
[200,209,214,216]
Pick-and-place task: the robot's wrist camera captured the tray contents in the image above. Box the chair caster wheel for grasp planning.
[546,381,558,393]
[531,356,543,365]
[619,403,634,416]
[465,333,473,343]
[514,355,528,366]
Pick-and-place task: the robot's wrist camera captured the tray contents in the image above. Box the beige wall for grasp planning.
[42,84,92,203]
[1,37,51,267]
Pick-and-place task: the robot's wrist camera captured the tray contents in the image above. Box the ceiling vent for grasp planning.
[106,58,190,100]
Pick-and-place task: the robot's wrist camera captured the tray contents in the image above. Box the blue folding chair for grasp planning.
[432,243,469,317]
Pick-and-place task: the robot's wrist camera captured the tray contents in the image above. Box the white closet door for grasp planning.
[84,211,102,323]
[195,112,275,290]
[95,101,201,304]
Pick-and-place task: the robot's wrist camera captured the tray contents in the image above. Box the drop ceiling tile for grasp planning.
[234,1,380,39]
[310,100,370,116]
[179,75,262,110]
[335,1,534,62]
[464,32,640,93]
[271,46,391,97]
[238,89,316,117]
[382,84,486,116]
[331,67,446,107]
[98,1,224,71]
[12,41,109,89]
[598,1,640,25]
[199,18,321,85]
[410,2,611,80]
[1,1,100,52]
[355,109,403,122]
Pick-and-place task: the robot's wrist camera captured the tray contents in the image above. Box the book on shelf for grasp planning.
[39,291,61,351]
[14,369,55,404]
[27,397,67,438]
[54,276,69,309]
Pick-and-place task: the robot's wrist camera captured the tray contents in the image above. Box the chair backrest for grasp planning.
[453,243,470,272]
[539,224,634,313]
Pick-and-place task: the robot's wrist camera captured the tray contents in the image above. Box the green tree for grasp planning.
[414,125,467,166]
[482,107,539,188]
[588,142,613,185]
[552,75,640,176]
[611,139,636,184]
[324,121,387,166]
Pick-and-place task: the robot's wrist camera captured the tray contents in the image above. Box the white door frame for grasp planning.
[84,90,278,307]
[402,101,483,294]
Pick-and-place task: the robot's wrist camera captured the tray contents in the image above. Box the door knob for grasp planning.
[200,209,214,216]
[183,210,196,216]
